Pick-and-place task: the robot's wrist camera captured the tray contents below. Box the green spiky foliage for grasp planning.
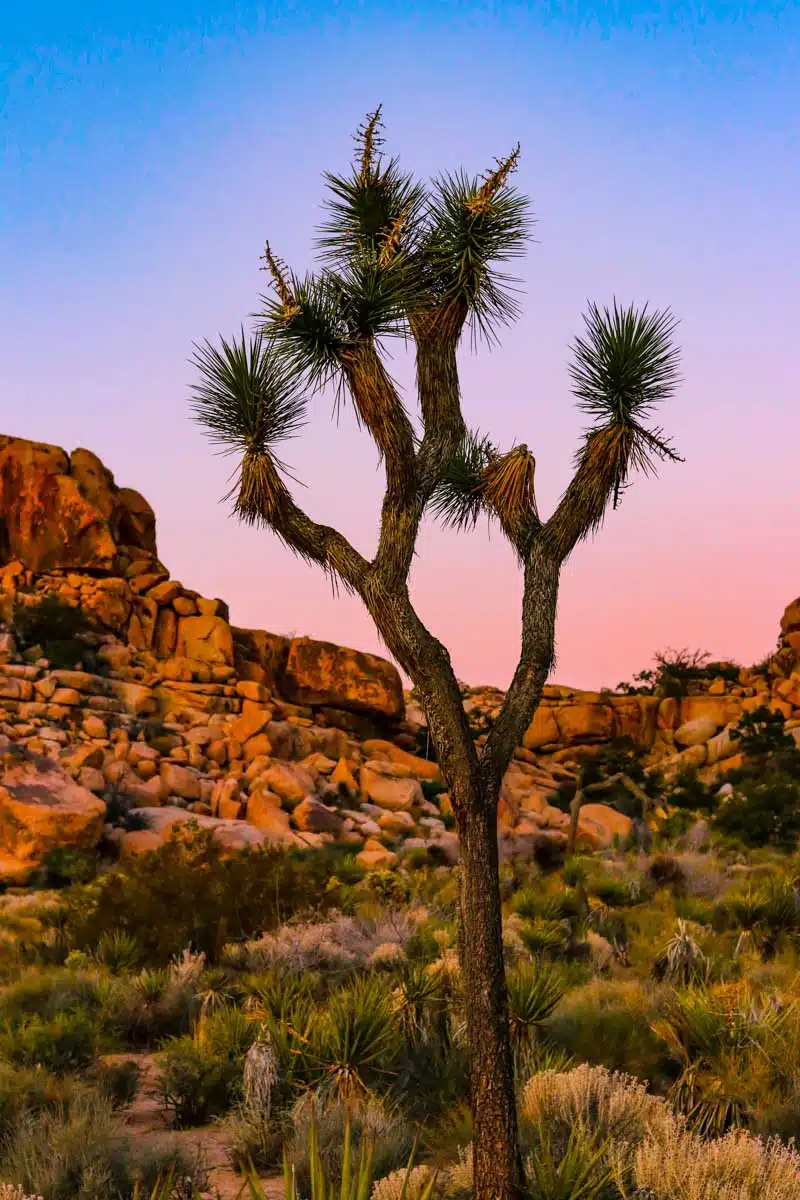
[189,328,307,525]
[565,300,682,513]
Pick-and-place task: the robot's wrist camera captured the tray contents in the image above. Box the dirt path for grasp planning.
[104,1054,284,1199]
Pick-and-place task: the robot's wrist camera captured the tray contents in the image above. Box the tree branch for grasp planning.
[479,537,559,788]
[541,426,631,563]
[238,452,370,592]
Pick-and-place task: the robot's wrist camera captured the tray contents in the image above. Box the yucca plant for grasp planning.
[308,976,403,1104]
[651,919,709,986]
[651,984,793,1136]
[94,930,141,974]
[507,964,567,1053]
[525,1125,613,1200]
[391,964,446,1047]
[237,1115,438,1200]
[191,106,682,1200]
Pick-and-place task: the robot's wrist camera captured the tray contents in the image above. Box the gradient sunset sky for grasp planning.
[3,1,798,690]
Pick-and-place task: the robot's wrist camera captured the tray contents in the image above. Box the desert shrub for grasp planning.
[520,1063,676,1162]
[621,1124,800,1199]
[662,765,716,814]
[0,1062,78,1141]
[650,982,794,1137]
[88,1057,140,1109]
[651,919,709,985]
[64,828,342,964]
[0,1008,97,1073]
[729,705,798,763]
[105,959,200,1047]
[647,854,688,893]
[244,912,411,976]
[288,1094,414,1195]
[616,648,722,699]
[155,1036,241,1127]
[11,594,95,671]
[308,975,404,1104]
[506,963,567,1053]
[546,980,667,1081]
[41,848,97,888]
[0,1090,206,1200]
[713,774,800,850]
[0,968,105,1023]
[525,1124,613,1200]
[94,931,142,974]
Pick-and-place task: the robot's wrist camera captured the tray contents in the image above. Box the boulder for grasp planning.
[281,636,404,719]
[0,747,106,878]
[674,717,721,747]
[360,765,422,811]
[293,796,343,834]
[0,435,156,573]
[176,615,235,667]
[576,803,633,850]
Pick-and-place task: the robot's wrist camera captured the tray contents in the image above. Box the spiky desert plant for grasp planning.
[191,107,681,1200]
[506,963,567,1053]
[651,919,709,986]
[309,976,404,1105]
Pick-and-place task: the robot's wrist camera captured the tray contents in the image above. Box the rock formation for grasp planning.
[1,434,799,882]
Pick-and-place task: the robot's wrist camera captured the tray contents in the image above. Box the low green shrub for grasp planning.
[63,827,344,965]
[0,1008,97,1073]
[155,1036,241,1127]
[12,594,96,671]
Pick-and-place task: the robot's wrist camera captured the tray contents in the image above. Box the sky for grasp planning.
[2,1,798,691]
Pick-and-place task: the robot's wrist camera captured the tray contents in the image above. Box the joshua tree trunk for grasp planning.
[454,770,525,1200]
[191,109,682,1200]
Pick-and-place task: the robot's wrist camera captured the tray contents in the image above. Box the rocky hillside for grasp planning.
[1,433,799,883]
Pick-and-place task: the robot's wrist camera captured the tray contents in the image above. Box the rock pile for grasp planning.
[1,434,800,882]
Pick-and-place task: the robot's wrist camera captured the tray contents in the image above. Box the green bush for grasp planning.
[0,1061,79,1141]
[12,593,96,671]
[42,848,98,887]
[155,1036,241,1127]
[0,1008,97,1073]
[713,774,800,850]
[63,827,344,964]
[0,1089,206,1200]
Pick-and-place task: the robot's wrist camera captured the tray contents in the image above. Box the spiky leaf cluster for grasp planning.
[429,431,497,532]
[189,329,306,457]
[418,162,532,345]
[566,300,682,512]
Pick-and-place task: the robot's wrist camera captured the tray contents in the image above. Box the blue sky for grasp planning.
[2,1,798,687]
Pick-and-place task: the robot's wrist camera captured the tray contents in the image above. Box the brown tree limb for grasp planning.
[479,538,560,789]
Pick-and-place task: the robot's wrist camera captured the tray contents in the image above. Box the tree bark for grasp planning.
[453,767,525,1200]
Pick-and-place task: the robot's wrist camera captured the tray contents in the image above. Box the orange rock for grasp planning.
[0,435,156,573]
[176,615,235,667]
[119,830,162,859]
[522,705,561,750]
[556,703,615,745]
[361,739,441,781]
[780,598,800,636]
[576,803,633,849]
[0,754,106,871]
[678,696,742,727]
[282,636,404,720]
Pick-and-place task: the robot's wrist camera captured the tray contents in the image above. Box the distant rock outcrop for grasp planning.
[1,433,799,882]
[0,435,157,573]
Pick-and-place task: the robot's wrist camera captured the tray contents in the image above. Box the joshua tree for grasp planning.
[190,108,682,1199]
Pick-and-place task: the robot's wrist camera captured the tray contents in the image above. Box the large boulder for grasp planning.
[281,636,404,720]
[0,742,106,880]
[0,435,156,572]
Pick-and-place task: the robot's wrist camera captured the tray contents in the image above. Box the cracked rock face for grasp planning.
[0,436,156,573]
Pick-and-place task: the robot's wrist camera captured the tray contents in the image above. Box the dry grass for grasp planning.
[244,914,412,974]
[617,1124,800,1199]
